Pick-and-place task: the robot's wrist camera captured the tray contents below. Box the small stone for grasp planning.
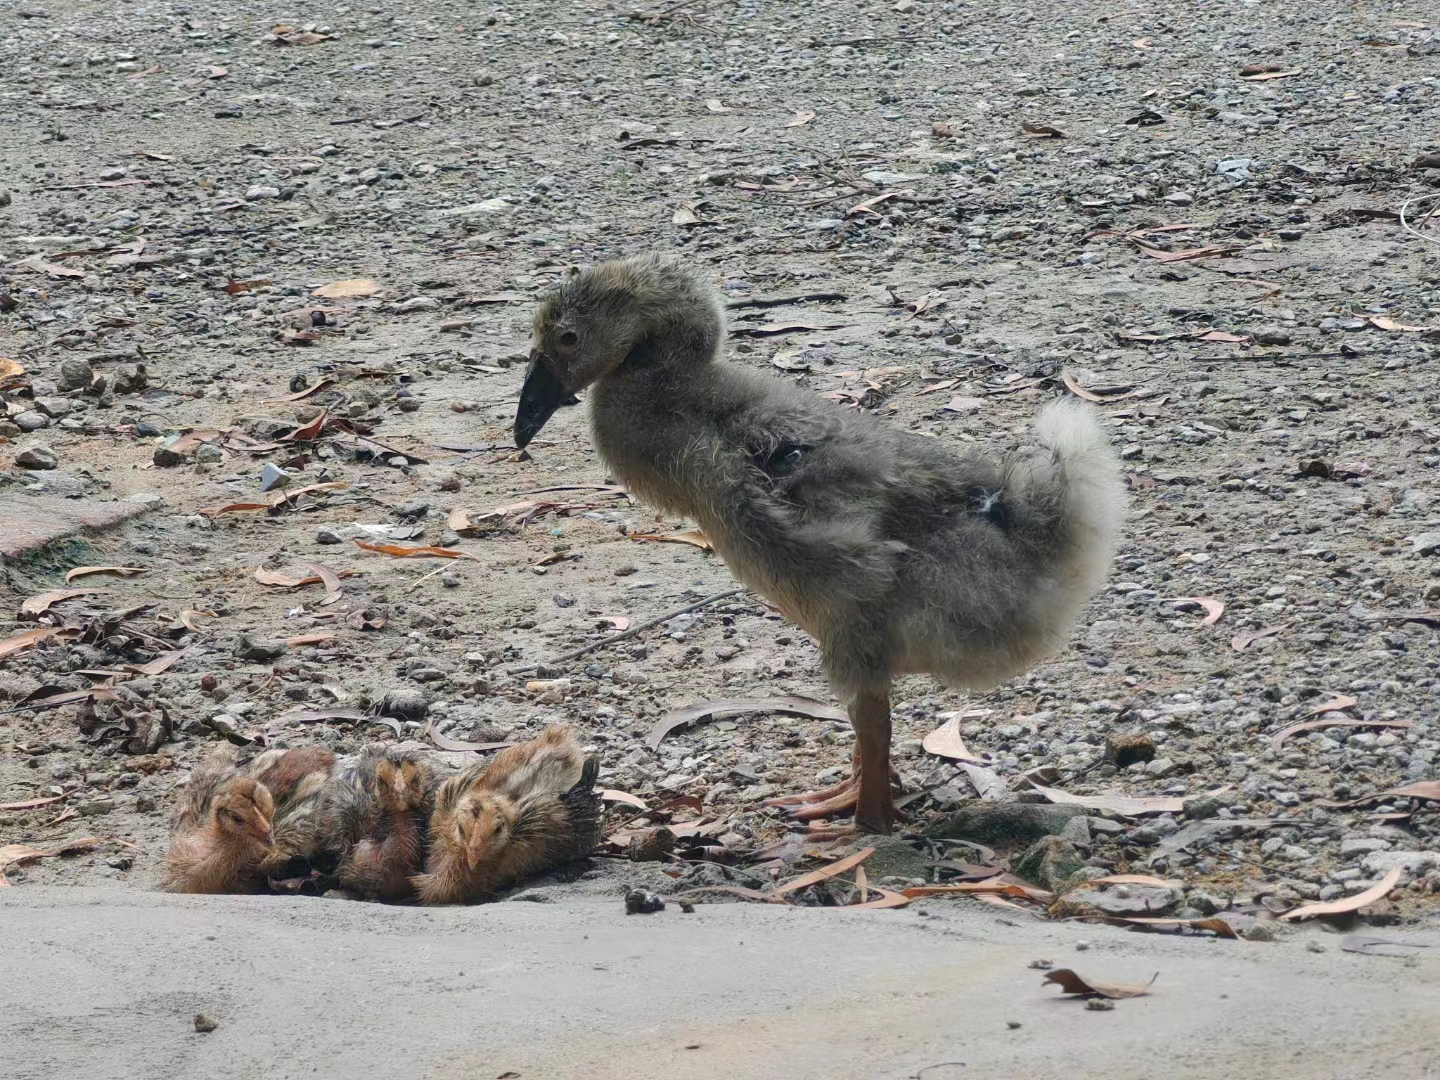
[153,446,188,468]
[1183,794,1225,820]
[442,573,460,587]
[1244,923,1278,942]
[194,444,223,464]
[1086,999,1115,1012]
[398,296,441,312]
[15,444,58,469]
[233,633,287,662]
[381,688,429,721]
[244,185,281,200]
[260,463,291,491]
[624,888,666,914]
[78,797,116,816]
[1361,851,1440,880]
[316,526,344,544]
[13,411,51,432]
[1143,757,1176,779]
[193,1014,218,1033]
[396,500,430,522]
[1163,191,1194,205]
[58,358,94,390]
[397,397,421,413]
[33,397,73,419]
[1187,890,1225,915]
[1065,883,1181,917]
[1007,1020,1023,1030]
[1254,327,1291,346]
[1012,836,1086,891]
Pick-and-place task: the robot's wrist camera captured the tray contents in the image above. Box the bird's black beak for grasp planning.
[514,351,566,449]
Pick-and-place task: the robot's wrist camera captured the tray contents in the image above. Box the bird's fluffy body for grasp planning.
[531,253,1125,698]
[246,745,337,876]
[325,745,434,902]
[413,725,602,905]
[160,758,276,894]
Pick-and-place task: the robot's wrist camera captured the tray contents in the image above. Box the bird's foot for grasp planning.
[764,778,862,821]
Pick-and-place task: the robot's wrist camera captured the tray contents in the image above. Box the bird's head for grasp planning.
[375,755,426,813]
[212,777,275,847]
[452,792,517,871]
[515,254,722,448]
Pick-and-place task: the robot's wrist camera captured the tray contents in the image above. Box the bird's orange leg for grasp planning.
[851,689,897,835]
[762,689,899,836]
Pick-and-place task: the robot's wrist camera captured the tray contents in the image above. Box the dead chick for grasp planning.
[413,725,602,905]
[161,756,275,894]
[245,745,338,879]
[325,745,434,903]
[515,253,1124,836]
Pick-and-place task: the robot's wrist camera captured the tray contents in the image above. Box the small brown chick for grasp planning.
[161,758,275,894]
[245,745,338,878]
[413,725,602,905]
[326,745,434,903]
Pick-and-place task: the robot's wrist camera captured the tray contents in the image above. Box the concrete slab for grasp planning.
[0,492,161,564]
[1,887,1436,1080]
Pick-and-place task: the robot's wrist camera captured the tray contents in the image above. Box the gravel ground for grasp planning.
[2,0,1439,926]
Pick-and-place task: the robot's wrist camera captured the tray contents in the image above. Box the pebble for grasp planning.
[244,185,281,200]
[624,888,665,914]
[15,444,58,469]
[33,397,72,418]
[14,411,51,432]
[57,359,93,390]
[398,296,441,312]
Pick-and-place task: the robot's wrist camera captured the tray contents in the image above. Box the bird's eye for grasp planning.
[558,330,578,347]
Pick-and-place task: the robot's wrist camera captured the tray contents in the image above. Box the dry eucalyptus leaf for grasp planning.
[1042,969,1157,999]
[1280,867,1401,921]
[21,589,92,616]
[628,530,713,551]
[312,278,382,299]
[1231,624,1286,651]
[648,696,845,750]
[353,541,478,560]
[1270,718,1408,753]
[921,715,983,762]
[65,566,147,583]
[1170,596,1225,625]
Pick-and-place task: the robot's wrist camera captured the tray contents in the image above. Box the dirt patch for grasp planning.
[1,0,1437,923]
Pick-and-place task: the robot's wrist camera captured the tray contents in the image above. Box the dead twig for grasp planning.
[509,589,745,673]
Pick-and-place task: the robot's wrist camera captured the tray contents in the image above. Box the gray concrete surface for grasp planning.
[2,887,1437,1080]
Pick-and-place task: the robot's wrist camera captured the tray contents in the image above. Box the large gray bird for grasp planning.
[515,254,1124,834]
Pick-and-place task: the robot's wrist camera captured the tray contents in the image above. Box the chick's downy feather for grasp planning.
[414,726,602,905]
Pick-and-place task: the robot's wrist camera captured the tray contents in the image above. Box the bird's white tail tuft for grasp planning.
[1033,398,1126,597]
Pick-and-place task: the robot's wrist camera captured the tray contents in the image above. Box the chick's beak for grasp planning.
[514,351,566,449]
[255,814,274,847]
[465,828,488,872]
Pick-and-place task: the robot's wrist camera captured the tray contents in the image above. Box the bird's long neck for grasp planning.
[589,323,733,519]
